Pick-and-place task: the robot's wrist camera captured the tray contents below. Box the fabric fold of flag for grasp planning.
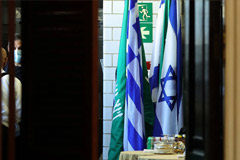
[149,0,165,104]
[176,0,183,132]
[152,0,171,136]
[153,0,183,136]
[124,0,154,151]
[124,0,145,151]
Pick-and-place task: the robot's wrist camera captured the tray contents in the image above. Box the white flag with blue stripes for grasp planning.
[149,0,165,104]
[155,0,183,135]
[123,0,145,151]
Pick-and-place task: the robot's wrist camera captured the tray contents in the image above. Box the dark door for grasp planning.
[183,0,224,160]
[21,1,98,160]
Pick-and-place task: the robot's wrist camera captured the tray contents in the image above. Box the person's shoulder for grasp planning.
[14,76,21,84]
[1,73,21,86]
[1,71,9,80]
[1,73,9,85]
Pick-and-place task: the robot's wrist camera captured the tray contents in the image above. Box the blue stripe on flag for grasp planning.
[177,23,182,121]
[169,0,177,36]
[149,66,160,91]
[128,119,144,150]
[132,17,142,48]
[160,0,165,8]
[130,0,137,10]
[127,69,142,114]
[128,45,137,64]
[153,116,163,136]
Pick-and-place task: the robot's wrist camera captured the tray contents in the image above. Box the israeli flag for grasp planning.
[149,0,165,103]
[123,0,145,151]
[155,0,183,135]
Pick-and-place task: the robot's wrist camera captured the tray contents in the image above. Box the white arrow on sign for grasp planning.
[141,27,150,39]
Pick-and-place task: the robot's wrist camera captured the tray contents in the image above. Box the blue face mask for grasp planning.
[14,49,22,63]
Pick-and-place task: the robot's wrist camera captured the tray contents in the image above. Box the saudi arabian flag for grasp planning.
[108,0,128,159]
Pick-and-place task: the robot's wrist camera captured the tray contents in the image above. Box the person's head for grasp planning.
[8,35,22,51]
[8,34,22,65]
[1,48,8,68]
[14,35,22,50]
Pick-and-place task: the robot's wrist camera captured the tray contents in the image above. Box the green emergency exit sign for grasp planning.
[138,3,153,43]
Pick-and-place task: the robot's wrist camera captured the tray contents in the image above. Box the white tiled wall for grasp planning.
[104,41,120,53]
[104,28,113,40]
[104,54,112,67]
[103,107,113,120]
[103,15,123,27]
[103,0,159,159]
[104,81,113,93]
[103,94,115,106]
[112,28,121,40]
[113,1,124,13]
[104,1,113,13]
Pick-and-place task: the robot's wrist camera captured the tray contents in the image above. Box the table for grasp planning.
[119,151,155,160]
[138,154,185,160]
[119,151,185,160]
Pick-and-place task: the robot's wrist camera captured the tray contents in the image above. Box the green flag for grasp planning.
[141,43,155,139]
[159,0,171,80]
[108,0,128,159]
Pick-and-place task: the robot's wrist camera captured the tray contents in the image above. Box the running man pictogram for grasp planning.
[140,6,150,20]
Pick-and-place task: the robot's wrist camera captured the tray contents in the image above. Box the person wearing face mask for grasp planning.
[4,34,22,82]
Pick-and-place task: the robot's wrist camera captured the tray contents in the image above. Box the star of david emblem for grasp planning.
[158,65,177,111]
